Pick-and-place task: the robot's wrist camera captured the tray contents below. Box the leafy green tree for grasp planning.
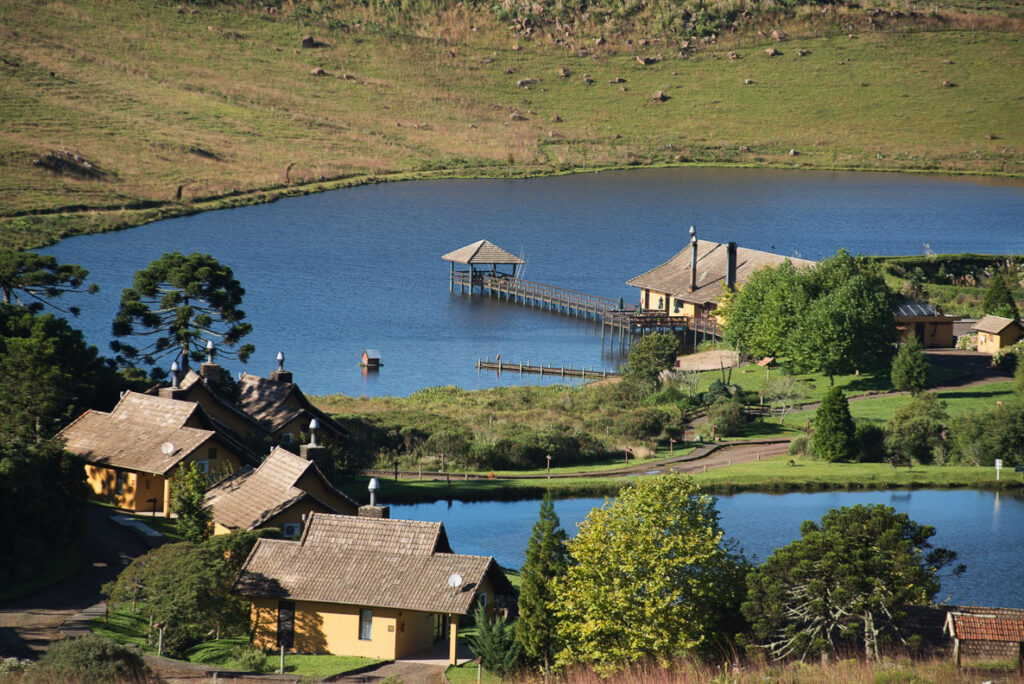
[811,387,856,462]
[0,305,122,443]
[111,252,253,372]
[742,504,964,662]
[721,260,806,359]
[983,272,1019,320]
[467,604,521,678]
[0,439,88,587]
[624,332,679,385]
[948,404,1024,466]
[890,336,929,395]
[0,250,97,316]
[103,530,265,655]
[515,493,568,679]
[884,392,947,465]
[707,396,745,437]
[1016,357,1024,402]
[171,461,212,543]
[553,474,747,674]
[36,634,149,683]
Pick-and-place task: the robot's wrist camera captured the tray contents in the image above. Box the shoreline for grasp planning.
[20,160,1024,252]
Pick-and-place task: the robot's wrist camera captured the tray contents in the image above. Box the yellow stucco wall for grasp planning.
[978,328,1022,355]
[294,471,358,516]
[184,386,256,438]
[897,319,955,348]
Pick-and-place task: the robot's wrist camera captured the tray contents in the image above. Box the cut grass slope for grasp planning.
[1,0,1022,249]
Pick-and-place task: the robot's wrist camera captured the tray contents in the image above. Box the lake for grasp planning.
[42,167,1024,397]
[391,489,1024,608]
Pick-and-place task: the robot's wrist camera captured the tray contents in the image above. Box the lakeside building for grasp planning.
[234,512,514,664]
[972,315,1023,354]
[893,301,959,348]
[626,227,816,325]
[205,446,358,537]
[57,391,257,516]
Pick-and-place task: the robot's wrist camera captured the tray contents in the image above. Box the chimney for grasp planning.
[199,340,222,385]
[726,241,738,291]
[270,350,293,384]
[159,361,189,400]
[299,418,328,469]
[688,226,698,293]
[359,477,390,518]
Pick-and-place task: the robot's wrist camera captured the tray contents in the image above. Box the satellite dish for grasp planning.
[447,573,463,589]
[161,442,175,455]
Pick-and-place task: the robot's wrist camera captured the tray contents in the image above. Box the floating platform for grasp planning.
[476,358,618,379]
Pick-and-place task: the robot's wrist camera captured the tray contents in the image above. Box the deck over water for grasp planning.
[451,272,721,339]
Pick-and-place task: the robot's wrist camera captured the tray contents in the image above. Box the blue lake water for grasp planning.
[42,167,1024,397]
[391,489,1024,608]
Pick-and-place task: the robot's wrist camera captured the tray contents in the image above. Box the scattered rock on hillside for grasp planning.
[789,149,799,156]
[728,51,740,60]
[771,30,788,41]
[581,76,594,86]
[942,80,956,87]
[310,67,327,76]
[739,145,751,152]
[343,73,357,81]
[517,78,536,88]
[798,49,811,56]
[547,130,560,138]
[558,67,571,77]
[595,36,606,46]
[301,35,317,48]
[505,67,517,74]
[764,47,780,57]
[942,59,954,64]
[610,77,626,83]
[636,55,662,65]
[613,133,622,139]
[985,133,998,140]
[512,44,522,51]
[510,112,527,121]
[552,114,563,122]
[744,79,754,84]
[652,90,668,102]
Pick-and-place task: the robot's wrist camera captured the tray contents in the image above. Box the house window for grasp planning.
[281,433,295,445]
[277,601,295,649]
[208,447,217,460]
[115,471,127,495]
[359,609,373,640]
[673,299,683,313]
[478,592,488,608]
[282,523,301,538]
[195,460,210,474]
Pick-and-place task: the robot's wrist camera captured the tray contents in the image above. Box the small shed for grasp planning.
[972,315,1023,354]
[360,349,381,368]
[894,301,959,348]
[945,611,1024,669]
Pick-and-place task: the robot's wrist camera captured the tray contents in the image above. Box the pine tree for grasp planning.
[891,336,929,395]
[983,272,1020,320]
[515,493,568,681]
[171,461,212,543]
[812,386,856,462]
[467,605,521,678]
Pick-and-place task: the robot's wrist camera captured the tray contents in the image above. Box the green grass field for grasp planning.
[92,605,382,676]
[1,0,1021,249]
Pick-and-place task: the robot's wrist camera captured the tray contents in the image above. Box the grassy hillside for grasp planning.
[1,0,1022,249]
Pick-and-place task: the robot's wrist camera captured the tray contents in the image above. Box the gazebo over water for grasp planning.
[442,239,524,295]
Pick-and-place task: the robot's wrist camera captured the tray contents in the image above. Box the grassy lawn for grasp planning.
[446,660,501,684]
[1,0,1022,249]
[92,605,383,677]
[692,454,1023,492]
[0,546,80,604]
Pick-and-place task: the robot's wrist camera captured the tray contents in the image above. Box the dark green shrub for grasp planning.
[232,644,267,672]
[35,635,149,683]
[707,397,745,437]
[812,387,856,462]
[702,379,732,406]
[619,408,665,441]
[853,422,887,463]
[949,404,1024,466]
[788,434,809,456]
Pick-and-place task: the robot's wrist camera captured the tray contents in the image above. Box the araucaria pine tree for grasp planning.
[812,386,856,462]
[983,272,1020,320]
[891,336,929,395]
[515,493,568,681]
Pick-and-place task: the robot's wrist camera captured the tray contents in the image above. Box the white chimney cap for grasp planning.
[368,477,380,492]
[309,418,319,431]
[277,351,285,362]
[689,225,697,237]
[206,339,214,350]
[171,361,179,372]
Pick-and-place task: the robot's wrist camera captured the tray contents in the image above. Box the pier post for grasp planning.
[449,262,454,293]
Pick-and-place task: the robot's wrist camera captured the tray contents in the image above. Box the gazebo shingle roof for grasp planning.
[204,447,357,531]
[627,239,815,305]
[972,314,1019,335]
[442,240,524,265]
[234,513,512,615]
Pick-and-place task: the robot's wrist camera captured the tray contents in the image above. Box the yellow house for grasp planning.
[627,228,816,325]
[57,391,256,516]
[238,353,351,447]
[234,513,515,664]
[204,446,358,537]
[973,315,1023,355]
[894,301,959,348]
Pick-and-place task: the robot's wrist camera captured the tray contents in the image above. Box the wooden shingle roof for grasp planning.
[972,314,1019,335]
[627,240,816,305]
[204,447,357,531]
[234,513,512,615]
[946,612,1024,642]
[58,391,216,475]
[237,373,350,438]
[442,240,525,265]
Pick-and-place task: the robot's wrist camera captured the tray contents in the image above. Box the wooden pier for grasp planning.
[476,358,618,379]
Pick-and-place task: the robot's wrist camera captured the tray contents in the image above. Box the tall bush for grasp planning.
[35,635,149,683]
[811,387,856,462]
[891,336,929,395]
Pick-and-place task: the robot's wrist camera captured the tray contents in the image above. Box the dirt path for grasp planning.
[0,507,154,659]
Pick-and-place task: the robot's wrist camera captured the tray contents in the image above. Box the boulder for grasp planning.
[595,36,606,46]
[942,80,956,87]
[728,51,740,60]
[652,90,668,102]
[798,49,810,56]
[771,30,788,41]
[552,114,563,122]
[610,77,626,83]
[310,67,327,76]
[510,112,527,121]
[301,35,317,48]
[764,47,779,57]
[558,67,571,77]
[789,149,799,156]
